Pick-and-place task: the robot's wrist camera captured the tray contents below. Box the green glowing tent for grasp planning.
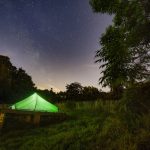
[11,93,58,112]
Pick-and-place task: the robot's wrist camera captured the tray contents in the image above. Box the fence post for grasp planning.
[33,113,41,126]
[0,112,5,130]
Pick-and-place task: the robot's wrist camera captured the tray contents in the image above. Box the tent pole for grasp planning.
[34,93,38,111]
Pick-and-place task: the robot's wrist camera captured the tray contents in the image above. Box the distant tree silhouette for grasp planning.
[66,82,83,101]
[82,86,100,101]
[36,88,59,103]
[56,91,66,102]
[65,82,108,101]
[0,55,35,103]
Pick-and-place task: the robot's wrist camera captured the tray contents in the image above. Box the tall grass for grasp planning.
[0,100,149,150]
[57,100,117,113]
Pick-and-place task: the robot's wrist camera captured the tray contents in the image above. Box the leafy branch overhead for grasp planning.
[90,0,150,97]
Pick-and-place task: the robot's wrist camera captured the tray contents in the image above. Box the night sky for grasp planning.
[0,0,112,92]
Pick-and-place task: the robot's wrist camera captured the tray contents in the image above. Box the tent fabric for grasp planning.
[11,93,58,112]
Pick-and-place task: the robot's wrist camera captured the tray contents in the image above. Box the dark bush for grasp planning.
[120,81,150,115]
[137,134,150,150]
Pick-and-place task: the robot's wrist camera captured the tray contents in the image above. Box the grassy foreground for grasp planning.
[0,101,150,150]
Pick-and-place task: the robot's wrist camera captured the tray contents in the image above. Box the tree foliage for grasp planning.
[96,26,129,88]
[0,55,13,102]
[65,82,109,101]
[66,82,83,101]
[82,86,100,101]
[0,55,35,103]
[90,0,150,98]
[120,81,150,115]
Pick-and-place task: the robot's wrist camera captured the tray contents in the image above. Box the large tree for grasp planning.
[95,26,129,92]
[90,0,150,98]
[0,55,35,103]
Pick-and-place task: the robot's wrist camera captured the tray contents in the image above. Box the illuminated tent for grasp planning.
[11,93,58,112]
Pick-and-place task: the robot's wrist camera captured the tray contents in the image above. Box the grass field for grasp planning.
[0,100,150,150]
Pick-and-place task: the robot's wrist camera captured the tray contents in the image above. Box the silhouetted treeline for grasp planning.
[37,82,112,103]
[0,55,123,104]
[65,82,106,101]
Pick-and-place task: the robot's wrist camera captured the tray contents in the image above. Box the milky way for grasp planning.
[0,0,112,92]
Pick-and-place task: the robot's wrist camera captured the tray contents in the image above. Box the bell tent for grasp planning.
[11,93,58,112]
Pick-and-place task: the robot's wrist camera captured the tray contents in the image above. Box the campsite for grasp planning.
[0,0,150,150]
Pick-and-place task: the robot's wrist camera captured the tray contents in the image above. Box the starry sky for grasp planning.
[0,0,112,92]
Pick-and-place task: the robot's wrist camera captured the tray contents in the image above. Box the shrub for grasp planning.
[120,81,150,115]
